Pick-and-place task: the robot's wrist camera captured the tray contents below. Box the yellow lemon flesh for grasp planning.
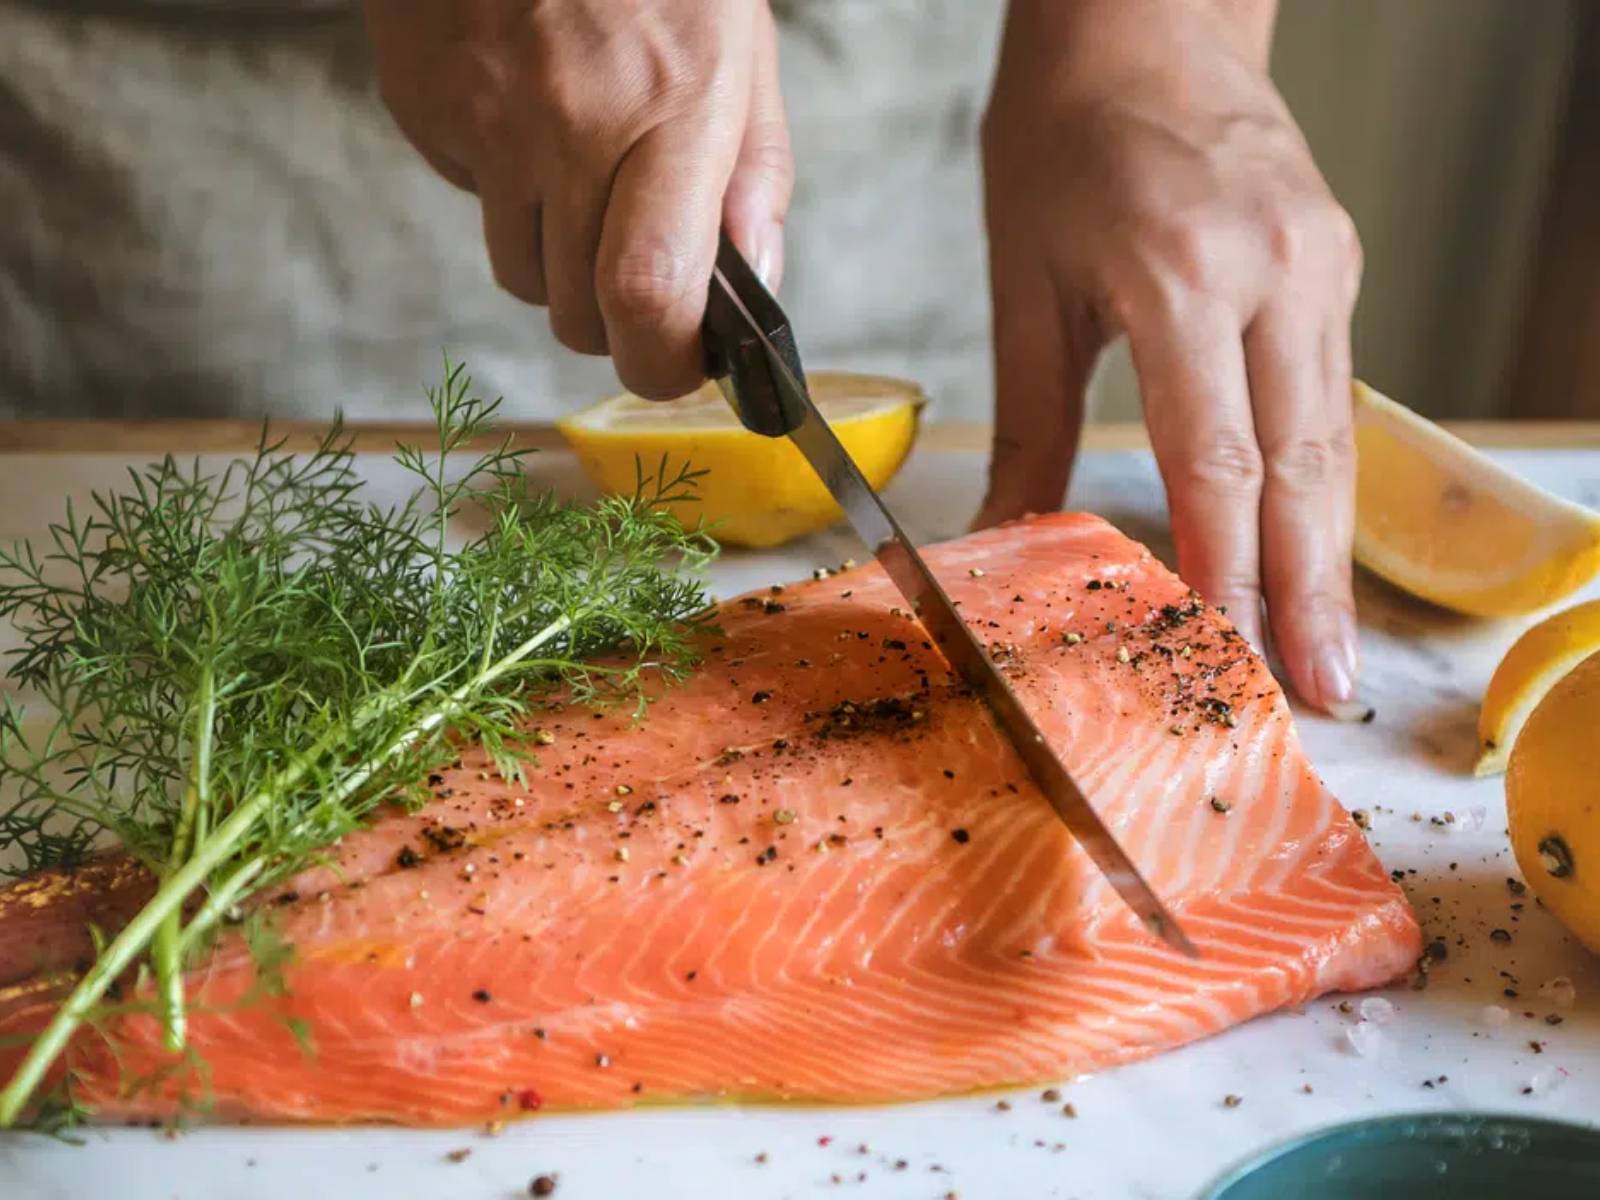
[1477,598,1600,777]
[1506,650,1600,955]
[557,372,923,548]
[1354,381,1600,616]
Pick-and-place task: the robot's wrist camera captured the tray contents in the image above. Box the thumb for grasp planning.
[973,266,1096,530]
[722,5,793,291]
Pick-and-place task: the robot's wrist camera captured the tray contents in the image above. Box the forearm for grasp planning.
[1177,0,1278,69]
[996,0,1279,98]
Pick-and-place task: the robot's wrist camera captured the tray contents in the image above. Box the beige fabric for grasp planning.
[0,1,1001,422]
[0,4,620,420]
[0,1,1580,424]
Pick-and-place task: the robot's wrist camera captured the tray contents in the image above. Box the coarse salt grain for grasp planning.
[1344,1020,1384,1058]
[1525,1065,1567,1097]
[1358,996,1397,1025]
[1480,1004,1511,1027]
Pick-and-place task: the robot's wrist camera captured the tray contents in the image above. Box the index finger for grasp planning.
[595,116,743,401]
[1128,293,1265,651]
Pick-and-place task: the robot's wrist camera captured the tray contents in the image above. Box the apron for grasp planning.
[0,1,1001,421]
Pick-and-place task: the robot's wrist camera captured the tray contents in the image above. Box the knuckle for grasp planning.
[741,135,796,197]
[1147,215,1225,297]
[1265,436,1339,490]
[451,47,515,148]
[1097,273,1151,337]
[1331,205,1365,298]
[1327,430,1358,476]
[631,31,723,103]
[1263,204,1302,270]
[1265,196,1364,281]
[1261,196,1329,273]
[1328,202,1362,263]
[537,59,626,139]
[600,247,697,324]
[1177,433,1265,497]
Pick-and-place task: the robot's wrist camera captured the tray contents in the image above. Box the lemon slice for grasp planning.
[1507,648,1600,954]
[557,372,924,548]
[1353,381,1600,616]
[1477,599,1600,776]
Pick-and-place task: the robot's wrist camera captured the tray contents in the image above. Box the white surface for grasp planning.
[2,443,1599,1200]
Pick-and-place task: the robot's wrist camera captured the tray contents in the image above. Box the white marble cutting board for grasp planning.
[1,441,1598,1200]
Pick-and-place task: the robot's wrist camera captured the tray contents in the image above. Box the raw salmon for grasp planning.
[0,513,1420,1123]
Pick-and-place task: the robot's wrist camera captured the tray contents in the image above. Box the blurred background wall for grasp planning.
[1275,0,1579,422]
[0,0,1589,424]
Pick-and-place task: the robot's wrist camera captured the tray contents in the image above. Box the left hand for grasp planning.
[977,0,1365,717]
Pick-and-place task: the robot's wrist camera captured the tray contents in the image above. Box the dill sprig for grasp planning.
[0,361,715,1125]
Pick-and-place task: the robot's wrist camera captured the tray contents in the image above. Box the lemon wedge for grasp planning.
[1506,648,1600,954]
[1353,381,1600,616]
[557,372,924,548]
[1476,598,1600,776]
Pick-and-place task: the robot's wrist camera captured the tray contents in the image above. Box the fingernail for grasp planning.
[1325,698,1376,724]
[753,225,780,292]
[1320,610,1368,721]
[1314,642,1354,707]
[1339,608,1361,682]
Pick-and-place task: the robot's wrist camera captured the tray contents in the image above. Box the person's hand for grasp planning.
[361,0,793,400]
[977,0,1365,717]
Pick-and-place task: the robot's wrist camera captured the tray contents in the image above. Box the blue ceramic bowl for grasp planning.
[1198,1112,1600,1200]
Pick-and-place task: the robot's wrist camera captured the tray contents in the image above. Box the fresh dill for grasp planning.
[0,360,715,1125]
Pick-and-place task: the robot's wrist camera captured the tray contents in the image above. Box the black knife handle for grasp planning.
[702,232,807,439]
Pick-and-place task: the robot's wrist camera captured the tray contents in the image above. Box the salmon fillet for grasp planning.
[0,513,1420,1123]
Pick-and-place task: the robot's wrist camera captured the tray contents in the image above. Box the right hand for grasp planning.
[361,0,793,400]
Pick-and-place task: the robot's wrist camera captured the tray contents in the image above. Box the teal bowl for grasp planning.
[1198,1112,1600,1200]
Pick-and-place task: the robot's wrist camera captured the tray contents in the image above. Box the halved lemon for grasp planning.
[1477,599,1600,776]
[557,372,924,548]
[1506,649,1600,954]
[1354,381,1600,616]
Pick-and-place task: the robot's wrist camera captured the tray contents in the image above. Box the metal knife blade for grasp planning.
[702,235,1197,957]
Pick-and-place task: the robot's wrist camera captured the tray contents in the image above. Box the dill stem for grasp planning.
[0,611,577,1127]
[174,859,264,959]
[154,666,216,1052]
[0,771,291,1127]
[180,608,585,957]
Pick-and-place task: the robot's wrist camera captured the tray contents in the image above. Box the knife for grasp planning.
[701,233,1197,957]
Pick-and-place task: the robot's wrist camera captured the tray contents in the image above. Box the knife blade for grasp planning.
[701,233,1197,957]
